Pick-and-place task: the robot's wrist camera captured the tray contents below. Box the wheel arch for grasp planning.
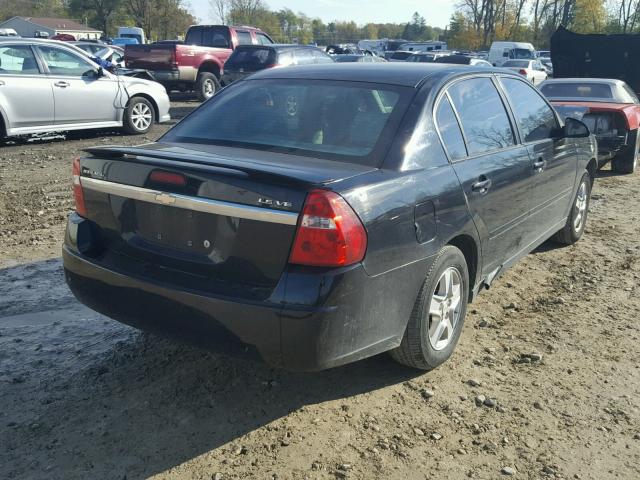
[446,234,479,302]
[197,61,222,78]
[127,93,160,122]
[586,157,598,182]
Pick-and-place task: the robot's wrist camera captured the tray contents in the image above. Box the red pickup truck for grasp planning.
[124,25,274,101]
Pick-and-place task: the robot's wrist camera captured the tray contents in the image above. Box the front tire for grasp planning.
[390,245,469,370]
[553,171,591,245]
[611,129,638,174]
[195,72,220,102]
[123,97,155,135]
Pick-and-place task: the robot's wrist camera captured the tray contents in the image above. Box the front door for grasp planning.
[438,76,535,276]
[35,45,119,126]
[0,44,54,130]
[498,76,578,237]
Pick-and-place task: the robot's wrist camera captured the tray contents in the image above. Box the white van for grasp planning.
[488,41,535,67]
[117,27,146,45]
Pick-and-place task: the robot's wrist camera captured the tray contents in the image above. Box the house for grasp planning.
[0,16,102,40]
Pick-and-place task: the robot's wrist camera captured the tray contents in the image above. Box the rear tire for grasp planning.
[123,97,155,135]
[611,129,638,174]
[390,245,469,370]
[553,171,591,245]
[195,72,220,102]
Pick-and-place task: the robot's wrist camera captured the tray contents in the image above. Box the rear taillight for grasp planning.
[289,190,367,267]
[518,69,527,75]
[72,157,87,217]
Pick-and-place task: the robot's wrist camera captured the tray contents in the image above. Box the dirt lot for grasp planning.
[1,101,639,480]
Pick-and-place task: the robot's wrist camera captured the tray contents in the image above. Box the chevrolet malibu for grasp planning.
[63,64,595,371]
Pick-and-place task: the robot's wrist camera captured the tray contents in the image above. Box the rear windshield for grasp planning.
[540,82,614,100]
[161,79,412,166]
[407,54,434,63]
[225,47,275,71]
[503,60,529,68]
[391,51,412,60]
[185,26,231,48]
[512,48,534,59]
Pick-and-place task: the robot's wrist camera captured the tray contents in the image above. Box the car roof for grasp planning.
[250,63,515,87]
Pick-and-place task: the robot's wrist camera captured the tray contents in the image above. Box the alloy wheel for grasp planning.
[427,267,463,351]
[131,103,152,131]
[573,180,588,232]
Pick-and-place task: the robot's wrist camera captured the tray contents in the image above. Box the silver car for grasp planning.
[0,38,170,138]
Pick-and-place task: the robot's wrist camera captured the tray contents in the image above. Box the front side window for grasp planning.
[501,77,557,143]
[448,77,515,155]
[37,46,96,76]
[435,95,467,160]
[256,33,273,45]
[0,45,40,75]
[160,79,411,166]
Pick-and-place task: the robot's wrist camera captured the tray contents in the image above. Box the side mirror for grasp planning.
[562,117,590,138]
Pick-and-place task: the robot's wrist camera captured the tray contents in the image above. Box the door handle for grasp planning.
[533,157,545,172]
[54,81,70,88]
[471,177,492,193]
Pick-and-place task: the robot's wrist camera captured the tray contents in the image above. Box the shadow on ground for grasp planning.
[0,258,419,480]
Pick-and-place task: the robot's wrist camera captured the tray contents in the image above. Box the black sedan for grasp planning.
[63,64,595,371]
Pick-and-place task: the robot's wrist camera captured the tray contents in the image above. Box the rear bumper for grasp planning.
[63,215,430,371]
[144,66,198,86]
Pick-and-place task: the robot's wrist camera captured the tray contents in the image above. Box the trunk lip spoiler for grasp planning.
[81,176,299,226]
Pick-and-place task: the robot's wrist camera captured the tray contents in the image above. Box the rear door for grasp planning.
[439,76,534,276]
[35,44,119,125]
[0,44,54,130]
[498,76,578,236]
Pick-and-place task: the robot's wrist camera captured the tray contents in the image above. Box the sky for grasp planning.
[189,0,456,29]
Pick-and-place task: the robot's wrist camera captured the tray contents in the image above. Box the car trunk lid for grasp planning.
[77,144,375,300]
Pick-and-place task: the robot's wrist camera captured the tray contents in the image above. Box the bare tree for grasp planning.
[617,0,640,32]
[210,0,229,23]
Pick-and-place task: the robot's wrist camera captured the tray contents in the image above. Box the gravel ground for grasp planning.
[1,102,639,480]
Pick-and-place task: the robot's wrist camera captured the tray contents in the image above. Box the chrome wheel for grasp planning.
[427,267,463,351]
[573,180,588,232]
[203,79,215,98]
[131,102,152,131]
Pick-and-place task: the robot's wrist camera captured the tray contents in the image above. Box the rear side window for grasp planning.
[236,31,253,45]
[503,60,529,68]
[435,96,467,160]
[294,49,314,65]
[448,77,515,155]
[312,50,334,64]
[0,45,40,75]
[501,78,557,143]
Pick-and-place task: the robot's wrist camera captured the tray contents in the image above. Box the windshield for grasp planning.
[407,54,434,63]
[334,55,363,62]
[540,82,614,100]
[512,48,534,59]
[391,51,411,60]
[503,60,529,68]
[161,79,412,166]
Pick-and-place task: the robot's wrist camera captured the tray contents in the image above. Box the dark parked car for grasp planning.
[221,45,334,85]
[63,64,595,371]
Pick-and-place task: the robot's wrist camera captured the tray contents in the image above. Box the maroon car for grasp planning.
[125,25,274,101]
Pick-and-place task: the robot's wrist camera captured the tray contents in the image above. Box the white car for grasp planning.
[0,38,170,138]
[502,59,548,85]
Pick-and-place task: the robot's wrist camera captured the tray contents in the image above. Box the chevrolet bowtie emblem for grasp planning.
[155,193,176,205]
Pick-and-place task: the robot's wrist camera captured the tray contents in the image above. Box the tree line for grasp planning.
[3,0,640,49]
[0,0,195,41]
[447,0,640,49]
